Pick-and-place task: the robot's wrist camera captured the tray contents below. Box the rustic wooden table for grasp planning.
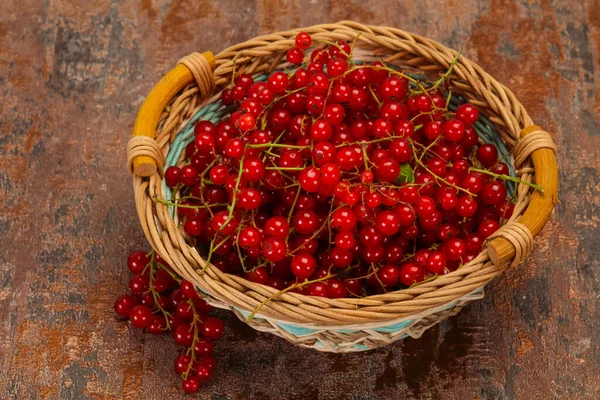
[1,1,598,399]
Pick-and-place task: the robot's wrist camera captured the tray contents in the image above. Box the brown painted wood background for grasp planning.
[1,0,599,399]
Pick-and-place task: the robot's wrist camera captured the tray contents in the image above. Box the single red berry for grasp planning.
[465,233,484,254]
[262,236,287,262]
[295,32,312,49]
[238,226,261,249]
[378,264,400,287]
[127,250,150,274]
[426,251,447,274]
[264,216,290,238]
[202,317,224,340]
[461,126,479,148]
[194,339,214,356]
[180,280,200,300]
[195,131,216,154]
[246,266,269,284]
[323,103,345,126]
[179,166,199,187]
[268,71,290,93]
[224,138,245,159]
[326,58,348,78]
[237,113,256,131]
[114,294,136,318]
[331,207,357,231]
[445,238,467,261]
[461,172,485,194]
[147,315,167,335]
[286,47,304,64]
[307,282,329,297]
[375,158,401,183]
[234,73,254,89]
[184,217,204,237]
[361,170,374,184]
[196,364,213,381]
[182,375,201,394]
[326,279,346,298]
[211,210,238,236]
[456,103,479,126]
[299,166,321,193]
[238,188,262,210]
[174,354,192,375]
[442,118,465,142]
[330,246,354,268]
[399,262,427,286]
[481,181,508,205]
[476,144,498,166]
[375,210,401,236]
[456,195,479,218]
[293,210,319,235]
[129,273,150,294]
[129,305,153,329]
[478,219,500,239]
[436,187,458,211]
[165,166,181,188]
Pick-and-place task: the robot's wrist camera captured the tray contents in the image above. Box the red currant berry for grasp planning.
[295,32,312,49]
[129,273,150,294]
[182,375,201,394]
[442,118,465,142]
[477,219,500,239]
[445,238,466,261]
[202,317,224,340]
[246,266,269,284]
[481,181,508,205]
[291,253,317,279]
[426,251,447,274]
[114,294,137,318]
[129,305,153,329]
[293,210,319,235]
[331,207,357,231]
[399,262,427,286]
[456,103,479,126]
[262,236,287,262]
[127,250,150,274]
[165,166,181,187]
[286,47,304,64]
[375,158,400,183]
[299,166,321,192]
[476,144,498,166]
[267,70,290,93]
[378,265,400,287]
[211,210,238,236]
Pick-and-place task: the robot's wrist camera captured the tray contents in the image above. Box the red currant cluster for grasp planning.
[162,32,516,298]
[113,250,224,394]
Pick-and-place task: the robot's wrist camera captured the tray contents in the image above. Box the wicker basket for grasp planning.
[126,21,558,353]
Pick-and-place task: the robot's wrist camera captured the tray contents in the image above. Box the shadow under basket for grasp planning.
[126,21,558,353]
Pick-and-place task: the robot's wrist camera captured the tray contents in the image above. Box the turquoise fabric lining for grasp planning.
[161,66,510,340]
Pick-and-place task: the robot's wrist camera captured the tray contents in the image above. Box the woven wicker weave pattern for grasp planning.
[128,21,558,352]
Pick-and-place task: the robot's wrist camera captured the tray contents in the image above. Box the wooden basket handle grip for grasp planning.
[129,51,216,177]
[487,125,558,266]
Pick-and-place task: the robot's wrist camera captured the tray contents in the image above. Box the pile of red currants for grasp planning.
[162,32,516,299]
[114,250,224,394]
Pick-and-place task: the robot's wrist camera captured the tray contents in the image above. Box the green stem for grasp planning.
[247,273,335,322]
[469,167,544,192]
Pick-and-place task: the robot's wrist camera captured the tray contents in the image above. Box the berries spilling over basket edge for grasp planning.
[115,32,539,393]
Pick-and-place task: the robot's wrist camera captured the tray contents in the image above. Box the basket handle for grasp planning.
[487,125,558,266]
[129,51,216,177]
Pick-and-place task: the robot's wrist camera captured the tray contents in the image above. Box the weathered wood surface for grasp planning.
[0,1,598,399]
